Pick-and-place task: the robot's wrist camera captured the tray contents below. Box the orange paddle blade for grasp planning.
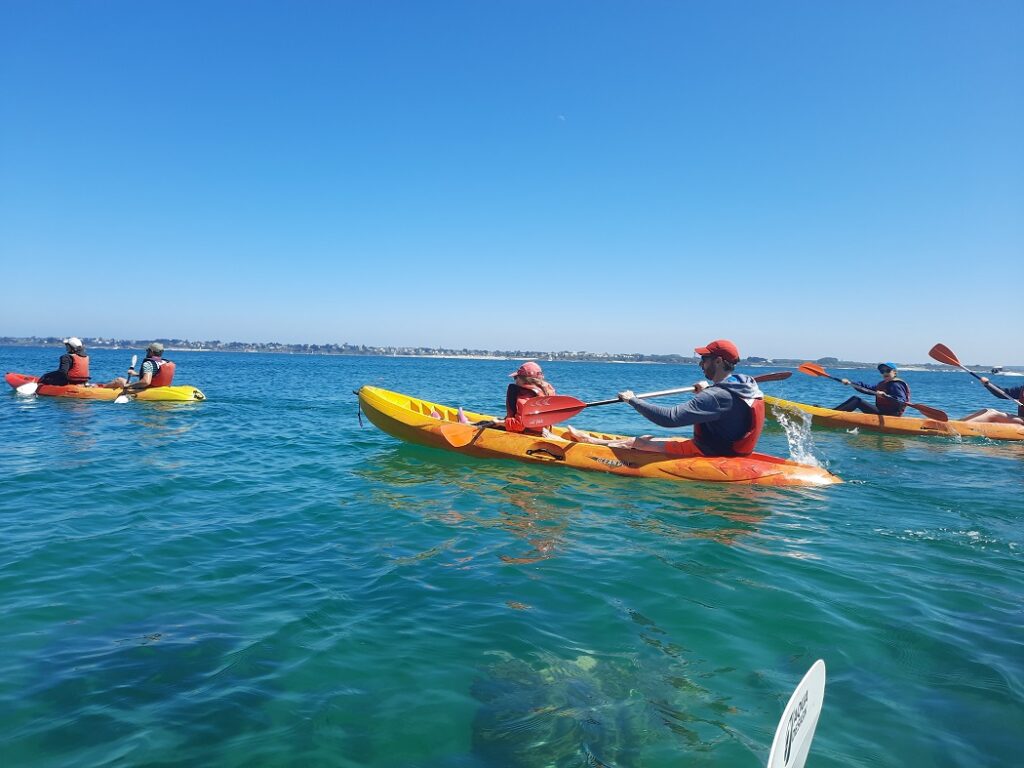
[910,402,949,422]
[798,362,829,378]
[434,422,492,448]
[928,343,960,367]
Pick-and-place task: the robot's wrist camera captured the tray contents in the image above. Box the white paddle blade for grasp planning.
[767,659,826,768]
[113,354,139,404]
[16,382,39,395]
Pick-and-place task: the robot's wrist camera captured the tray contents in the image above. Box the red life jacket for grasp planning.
[147,357,175,387]
[875,377,910,415]
[505,382,555,433]
[67,354,90,384]
[692,396,766,456]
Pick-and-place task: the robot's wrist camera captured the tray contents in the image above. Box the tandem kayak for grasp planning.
[5,373,206,402]
[357,386,841,486]
[765,396,1024,441]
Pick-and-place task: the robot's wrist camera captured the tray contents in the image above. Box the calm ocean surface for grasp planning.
[1,347,1021,767]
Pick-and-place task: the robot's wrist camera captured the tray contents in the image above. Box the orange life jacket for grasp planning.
[730,398,765,455]
[147,357,175,387]
[67,353,90,384]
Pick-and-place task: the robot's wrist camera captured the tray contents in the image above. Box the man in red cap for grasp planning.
[504,361,557,434]
[589,338,765,457]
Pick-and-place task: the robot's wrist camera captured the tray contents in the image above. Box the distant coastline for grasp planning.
[1,336,1018,372]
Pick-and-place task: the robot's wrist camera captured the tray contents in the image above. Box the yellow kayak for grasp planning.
[765,396,1024,441]
[358,385,841,486]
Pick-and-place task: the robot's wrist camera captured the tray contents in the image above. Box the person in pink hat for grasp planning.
[504,361,557,434]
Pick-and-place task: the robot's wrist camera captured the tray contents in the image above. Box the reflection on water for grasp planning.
[494,487,575,566]
[845,433,909,454]
[358,443,839,570]
[358,446,581,567]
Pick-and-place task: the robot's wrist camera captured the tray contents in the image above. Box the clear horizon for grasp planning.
[2,2,1021,364]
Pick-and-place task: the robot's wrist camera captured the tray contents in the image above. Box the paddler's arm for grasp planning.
[979,376,1013,401]
[617,388,725,429]
[123,366,154,392]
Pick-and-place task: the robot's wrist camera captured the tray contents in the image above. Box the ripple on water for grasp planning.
[2,354,1023,766]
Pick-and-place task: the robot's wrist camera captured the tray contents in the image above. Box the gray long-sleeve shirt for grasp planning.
[626,374,764,455]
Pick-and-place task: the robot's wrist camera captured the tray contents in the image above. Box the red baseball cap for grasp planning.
[510,361,543,378]
[694,339,741,364]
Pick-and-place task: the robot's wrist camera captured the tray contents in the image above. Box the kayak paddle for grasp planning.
[519,371,793,429]
[929,343,1024,409]
[15,378,40,396]
[766,659,826,768]
[435,419,500,448]
[798,362,949,421]
[113,355,138,404]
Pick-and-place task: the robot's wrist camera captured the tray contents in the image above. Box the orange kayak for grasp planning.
[6,372,205,402]
[357,386,841,486]
[765,396,1024,441]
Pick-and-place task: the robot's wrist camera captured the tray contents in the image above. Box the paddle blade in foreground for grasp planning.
[928,343,960,367]
[519,395,587,429]
[797,362,829,378]
[113,355,138,404]
[767,659,826,768]
[16,381,39,395]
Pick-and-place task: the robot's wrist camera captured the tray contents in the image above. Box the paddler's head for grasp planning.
[695,339,740,382]
[877,362,897,379]
[62,337,84,353]
[147,342,165,357]
[510,361,544,382]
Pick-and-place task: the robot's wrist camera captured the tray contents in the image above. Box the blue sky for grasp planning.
[2,1,1021,363]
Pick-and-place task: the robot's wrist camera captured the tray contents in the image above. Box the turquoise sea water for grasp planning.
[1,346,1021,767]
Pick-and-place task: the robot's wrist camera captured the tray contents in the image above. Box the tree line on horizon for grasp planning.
[1,336,998,369]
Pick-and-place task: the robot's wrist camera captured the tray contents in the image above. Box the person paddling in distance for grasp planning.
[832,362,910,415]
[104,342,176,392]
[37,337,91,386]
[504,361,557,436]
[565,339,765,457]
[959,377,1024,425]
